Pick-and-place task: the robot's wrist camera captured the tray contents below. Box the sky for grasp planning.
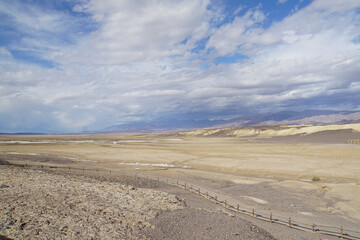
[0,0,359,133]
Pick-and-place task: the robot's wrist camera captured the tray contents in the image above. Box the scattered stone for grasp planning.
[0,167,183,239]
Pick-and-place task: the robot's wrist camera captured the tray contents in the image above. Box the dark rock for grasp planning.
[0,235,13,240]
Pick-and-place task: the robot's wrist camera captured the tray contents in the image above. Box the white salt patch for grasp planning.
[0,139,183,145]
[6,152,38,155]
[298,212,314,216]
[242,196,268,204]
[117,140,149,143]
[117,139,182,143]
[61,156,79,160]
[151,163,176,168]
[0,141,53,144]
[118,162,190,169]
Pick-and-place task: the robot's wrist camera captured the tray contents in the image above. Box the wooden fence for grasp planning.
[7,163,360,240]
[348,139,360,144]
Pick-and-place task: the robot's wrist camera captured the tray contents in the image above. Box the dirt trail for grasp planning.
[145,167,360,239]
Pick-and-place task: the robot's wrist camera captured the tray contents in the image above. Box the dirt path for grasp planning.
[146,167,358,239]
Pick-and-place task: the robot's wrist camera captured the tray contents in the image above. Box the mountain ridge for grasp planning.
[103,110,360,133]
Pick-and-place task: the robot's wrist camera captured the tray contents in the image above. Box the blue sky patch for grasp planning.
[11,50,56,68]
[214,53,249,65]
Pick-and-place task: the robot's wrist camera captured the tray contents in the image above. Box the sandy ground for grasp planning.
[0,127,359,239]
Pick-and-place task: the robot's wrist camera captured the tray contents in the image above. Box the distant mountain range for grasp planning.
[211,110,360,128]
[101,117,224,134]
[102,110,360,133]
[2,110,359,135]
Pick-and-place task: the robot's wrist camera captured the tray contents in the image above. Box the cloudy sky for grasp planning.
[0,0,359,133]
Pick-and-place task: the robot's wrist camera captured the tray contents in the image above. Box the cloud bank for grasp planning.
[0,0,359,132]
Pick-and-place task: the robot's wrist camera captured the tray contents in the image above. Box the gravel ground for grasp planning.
[0,166,183,239]
[143,208,275,240]
[0,165,277,239]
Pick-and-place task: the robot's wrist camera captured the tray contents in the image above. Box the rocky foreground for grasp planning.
[0,164,277,240]
[0,166,184,239]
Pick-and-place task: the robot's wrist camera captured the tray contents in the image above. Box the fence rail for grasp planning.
[348,139,360,144]
[6,162,360,240]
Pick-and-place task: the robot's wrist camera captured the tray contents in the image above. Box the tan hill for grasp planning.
[178,122,360,143]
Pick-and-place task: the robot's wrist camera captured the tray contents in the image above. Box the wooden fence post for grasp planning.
[215,196,218,204]
[312,223,315,232]
[206,192,209,199]
[237,204,239,212]
[252,209,255,217]
[190,185,192,191]
[184,183,186,189]
[270,212,273,223]
[198,188,201,195]
[288,218,292,228]
[340,226,343,239]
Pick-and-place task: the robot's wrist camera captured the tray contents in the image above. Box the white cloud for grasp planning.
[123,90,185,98]
[53,111,95,130]
[59,0,212,65]
[0,47,12,57]
[206,7,266,56]
[201,0,360,106]
[0,0,359,132]
[0,1,64,33]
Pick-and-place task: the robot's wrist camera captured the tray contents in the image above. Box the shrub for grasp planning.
[312,176,321,181]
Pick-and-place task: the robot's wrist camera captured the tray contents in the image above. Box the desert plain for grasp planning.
[1,123,360,239]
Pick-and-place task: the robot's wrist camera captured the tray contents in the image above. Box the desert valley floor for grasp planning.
[1,124,360,239]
